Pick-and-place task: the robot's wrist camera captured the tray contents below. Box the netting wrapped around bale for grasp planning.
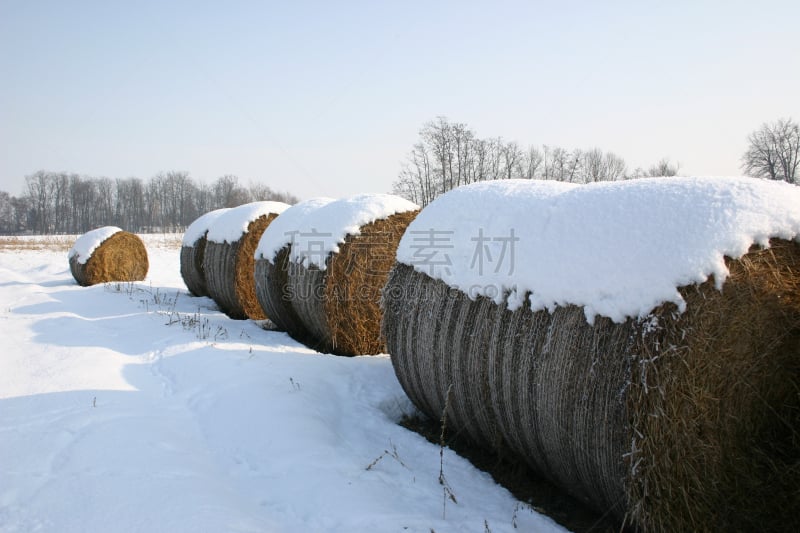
[381,177,800,532]
[203,201,289,319]
[254,197,335,342]
[180,208,230,297]
[254,194,419,355]
[255,245,314,343]
[69,226,148,286]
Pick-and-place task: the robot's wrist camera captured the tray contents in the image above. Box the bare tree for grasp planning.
[581,149,628,183]
[452,122,476,185]
[96,177,115,228]
[248,182,275,202]
[742,118,800,184]
[13,196,30,232]
[72,176,99,232]
[0,194,31,234]
[482,137,504,182]
[115,177,146,232]
[394,142,436,207]
[3,170,301,235]
[604,152,628,181]
[647,158,680,177]
[245,181,296,204]
[0,191,15,233]
[423,117,454,193]
[522,146,544,179]
[546,147,581,182]
[52,173,71,232]
[392,117,634,205]
[582,148,605,183]
[194,181,214,215]
[213,175,251,208]
[500,141,523,180]
[25,171,54,233]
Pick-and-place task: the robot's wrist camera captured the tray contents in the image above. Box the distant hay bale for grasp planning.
[68,227,148,286]
[382,178,800,532]
[180,208,230,297]
[203,202,289,320]
[254,195,419,355]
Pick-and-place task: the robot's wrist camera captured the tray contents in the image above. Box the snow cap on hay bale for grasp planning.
[69,226,148,286]
[381,177,800,532]
[180,208,231,297]
[255,193,419,355]
[203,201,289,319]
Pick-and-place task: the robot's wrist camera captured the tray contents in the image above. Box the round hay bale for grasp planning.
[381,177,800,532]
[254,197,335,342]
[255,194,419,355]
[68,226,148,286]
[203,201,289,320]
[180,208,231,297]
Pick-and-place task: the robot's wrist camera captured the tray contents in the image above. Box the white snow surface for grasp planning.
[0,235,564,533]
[397,177,800,323]
[67,226,123,264]
[181,208,232,246]
[205,201,290,244]
[254,196,336,262]
[256,193,419,269]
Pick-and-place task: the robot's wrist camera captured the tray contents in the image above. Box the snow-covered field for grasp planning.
[0,234,565,533]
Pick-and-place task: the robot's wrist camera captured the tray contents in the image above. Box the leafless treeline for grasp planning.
[393,117,678,206]
[741,118,800,184]
[0,171,298,235]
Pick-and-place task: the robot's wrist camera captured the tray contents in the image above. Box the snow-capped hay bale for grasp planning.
[255,194,419,355]
[68,226,148,286]
[254,197,335,344]
[204,201,289,319]
[381,177,800,532]
[180,208,231,297]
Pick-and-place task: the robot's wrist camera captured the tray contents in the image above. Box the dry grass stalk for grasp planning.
[204,213,279,320]
[382,239,800,532]
[625,239,800,532]
[0,235,75,251]
[69,231,149,286]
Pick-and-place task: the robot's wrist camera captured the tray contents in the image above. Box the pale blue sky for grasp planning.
[1,0,798,199]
